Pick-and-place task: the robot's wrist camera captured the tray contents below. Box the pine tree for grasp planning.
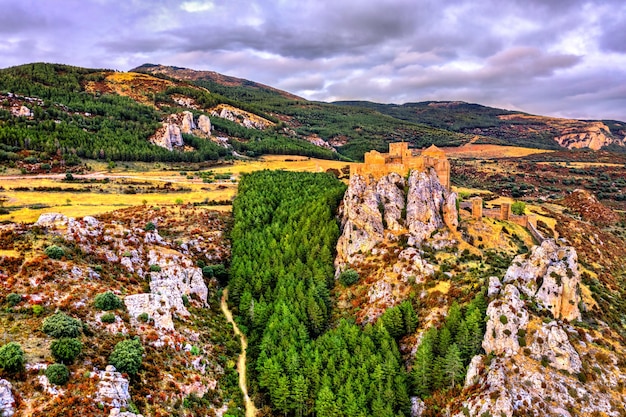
[399,301,418,334]
[437,326,453,358]
[443,343,465,389]
[445,301,462,336]
[411,337,434,397]
[316,385,341,417]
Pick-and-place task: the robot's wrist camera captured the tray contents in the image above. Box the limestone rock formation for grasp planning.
[336,168,458,267]
[180,111,196,134]
[211,104,272,130]
[554,121,622,150]
[406,169,458,246]
[197,114,211,135]
[0,379,15,417]
[528,321,581,373]
[503,239,581,321]
[151,122,184,150]
[95,366,131,408]
[482,284,529,356]
[11,105,32,117]
[124,293,174,330]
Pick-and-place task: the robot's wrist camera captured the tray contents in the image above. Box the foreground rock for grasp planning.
[0,379,15,417]
[455,239,626,417]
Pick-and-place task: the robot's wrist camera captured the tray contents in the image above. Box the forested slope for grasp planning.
[228,171,413,416]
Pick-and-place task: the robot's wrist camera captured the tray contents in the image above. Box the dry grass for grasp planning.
[442,144,552,159]
[0,156,348,223]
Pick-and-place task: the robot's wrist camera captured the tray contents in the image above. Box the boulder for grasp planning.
[151,123,183,150]
[410,397,425,417]
[35,213,69,227]
[0,379,15,417]
[95,366,131,409]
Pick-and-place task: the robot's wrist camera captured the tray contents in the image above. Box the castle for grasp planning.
[350,142,451,190]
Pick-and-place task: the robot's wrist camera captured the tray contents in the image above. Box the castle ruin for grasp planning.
[350,142,450,190]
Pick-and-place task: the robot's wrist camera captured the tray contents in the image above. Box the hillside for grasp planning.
[335,100,626,151]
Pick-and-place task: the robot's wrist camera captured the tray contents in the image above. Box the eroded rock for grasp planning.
[0,379,15,417]
[95,366,131,409]
[482,284,529,357]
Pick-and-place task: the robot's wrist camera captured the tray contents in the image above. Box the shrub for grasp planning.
[499,315,509,325]
[44,245,65,260]
[46,363,70,385]
[32,304,44,316]
[149,264,161,272]
[6,293,22,307]
[50,338,82,364]
[109,338,144,375]
[94,291,123,311]
[137,313,150,323]
[42,312,82,338]
[511,201,526,215]
[338,269,360,287]
[202,264,228,280]
[144,222,156,231]
[101,313,116,323]
[0,342,25,372]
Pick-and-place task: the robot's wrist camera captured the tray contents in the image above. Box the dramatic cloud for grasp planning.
[1,0,625,120]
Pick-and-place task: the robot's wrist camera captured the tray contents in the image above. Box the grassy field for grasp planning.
[0,155,349,223]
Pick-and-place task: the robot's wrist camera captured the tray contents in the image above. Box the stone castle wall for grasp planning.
[350,142,450,190]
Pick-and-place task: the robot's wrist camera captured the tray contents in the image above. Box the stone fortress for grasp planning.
[350,142,545,242]
[350,142,451,190]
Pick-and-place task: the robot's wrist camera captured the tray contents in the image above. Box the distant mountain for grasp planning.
[1,62,624,169]
[335,100,626,151]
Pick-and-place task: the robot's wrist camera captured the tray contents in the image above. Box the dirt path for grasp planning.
[221,288,257,417]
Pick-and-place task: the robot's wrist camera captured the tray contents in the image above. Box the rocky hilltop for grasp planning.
[457,239,626,416]
[0,206,240,417]
[335,168,458,321]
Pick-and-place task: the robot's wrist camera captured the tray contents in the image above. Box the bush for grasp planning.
[137,313,150,323]
[144,222,156,231]
[42,312,82,338]
[0,342,25,372]
[149,264,161,272]
[202,264,227,280]
[45,363,70,385]
[44,245,65,260]
[511,201,526,216]
[94,291,123,311]
[100,313,116,323]
[6,293,22,307]
[50,338,82,364]
[338,269,360,287]
[499,315,508,325]
[109,339,144,375]
[32,304,44,316]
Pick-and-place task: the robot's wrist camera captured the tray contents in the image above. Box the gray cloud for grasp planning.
[0,0,625,121]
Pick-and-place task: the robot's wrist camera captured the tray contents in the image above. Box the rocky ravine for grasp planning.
[335,168,458,321]
[455,239,626,417]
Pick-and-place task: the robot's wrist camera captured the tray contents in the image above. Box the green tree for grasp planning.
[46,363,70,385]
[443,343,464,389]
[50,338,82,364]
[511,201,526,215]
[42,312,82,338]
[0,342,25,372]
[411,336,433,397]
[109,338,144,375]
[94,291,123,310]
[315,385,341,417]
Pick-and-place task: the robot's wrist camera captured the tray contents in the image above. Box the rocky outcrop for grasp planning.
[454,239,626,417]
[503,239,581,321]
[210,104,273,130]
[554,121,621,150]
[197,115,211,135]
[151,122,184,150]
[95,366,131,408]
[482,284,529,356]
[0,379,15,417]
[336,168,458,266]
[124,293,174,330]
[12,105,33,117]
[150,111,213,150]
[406,169,458,246]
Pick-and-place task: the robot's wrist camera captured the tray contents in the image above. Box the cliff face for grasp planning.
[335,168,457,321]
[456,239,626,417]
[149,111,213,150]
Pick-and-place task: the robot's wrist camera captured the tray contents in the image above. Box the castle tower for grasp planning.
[471,197,483,219]
[500,202,511,221]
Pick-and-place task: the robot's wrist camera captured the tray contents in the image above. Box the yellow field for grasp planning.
[0,156,348,223]
[442,144,552,159]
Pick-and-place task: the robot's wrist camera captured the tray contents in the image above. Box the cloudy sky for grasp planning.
[1,0,626,121]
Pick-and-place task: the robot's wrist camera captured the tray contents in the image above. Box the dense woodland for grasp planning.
[227,171,487,416]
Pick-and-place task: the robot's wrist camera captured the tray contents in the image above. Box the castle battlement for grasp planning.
[350,142,450,190]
